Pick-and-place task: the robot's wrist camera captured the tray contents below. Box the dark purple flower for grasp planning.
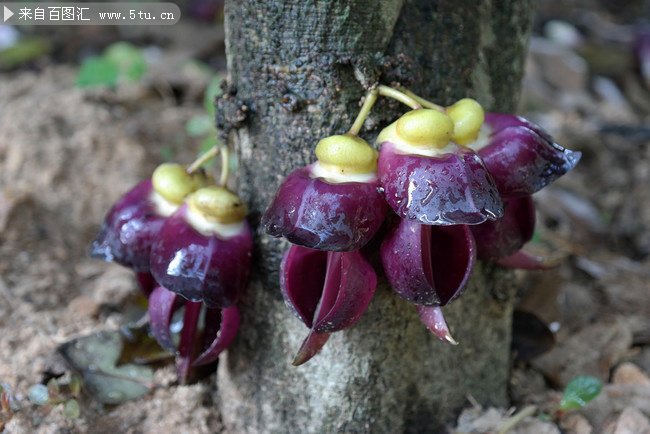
[635,26,650,85]
[280,245,377,365]
[150,201,253,309]
[378,142,503,225]
[148,286,240,383]
[470,196,535,261]
[468,114,581,198]
[415,305,457,344]
[262,162,387,251]
[380,218,476,306]
[89,180,169,272]
[470,196,556,270]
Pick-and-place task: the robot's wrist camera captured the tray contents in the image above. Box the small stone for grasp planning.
[529,37,589,92]
[613,407,650,434]
[67,295,99,318]
[612,362,650,386]
[559,413,593,434]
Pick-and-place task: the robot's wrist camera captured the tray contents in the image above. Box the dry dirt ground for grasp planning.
[1,7,650,434]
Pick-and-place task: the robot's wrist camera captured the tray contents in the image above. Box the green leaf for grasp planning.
[186,115,215,137]
[103,42,147,82]
[58,331,155,405]
[559,376,603,411]
[0,37,49,69]
[76,57,119,87]
[63,399,80,419]
[204,75,223,117]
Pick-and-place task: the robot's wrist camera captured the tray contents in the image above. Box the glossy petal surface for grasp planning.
[415,305,457,344]
[380,218,476,306]
[148,286,179,354]
[262,163,387,251]
[193,306,240,366]
[281,246,377,332]
[280,245,377,364]
[377,142,503,225]
[470,196,535,261]
[474,114,581,198]
[150,205,253,309]
[89,180,166,271]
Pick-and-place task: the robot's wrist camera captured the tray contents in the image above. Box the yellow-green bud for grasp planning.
[187,186,248,224]
[445,98,485,145]
[395,109,454,149]
[152,163,196,205]
[315,134,378,175]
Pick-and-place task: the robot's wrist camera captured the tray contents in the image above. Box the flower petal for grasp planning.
[377,142,503,225]
[312,250,377,333]
[280,245,377,365]
[193,306,240,366]
[473,114,581,198]
[415,305,458,344]
[380,219,476,306]
[470,196,536,261]
[89,180,167,271]
[150,204,253,309]
[292,331,331,366]
[262,163,387,251]
[496,250,559,270]
[280,245,376,332]
[148,286,179,354]
[280,246,328,328]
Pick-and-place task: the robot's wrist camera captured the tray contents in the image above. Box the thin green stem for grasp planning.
[187,145,220,174]
[219,145,230,187]
[377,85,422,110]
[400,88,445,112]
[347,88,379,136]
[497,405,538,434]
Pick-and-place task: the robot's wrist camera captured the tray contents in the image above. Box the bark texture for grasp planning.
[216,1,534,432]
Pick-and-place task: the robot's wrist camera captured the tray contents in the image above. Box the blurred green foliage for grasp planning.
[76,42,146,87]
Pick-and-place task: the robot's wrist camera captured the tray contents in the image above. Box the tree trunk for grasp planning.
[215,1,534,432]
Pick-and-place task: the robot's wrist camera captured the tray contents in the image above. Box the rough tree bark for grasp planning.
[215,1,534,432]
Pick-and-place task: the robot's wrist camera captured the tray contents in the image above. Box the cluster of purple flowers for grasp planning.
[90,163,252,382]
[91,88,580,371]
[262,98,580,364]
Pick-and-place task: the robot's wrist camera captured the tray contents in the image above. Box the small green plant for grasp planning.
[185,75,224,164]
[498,375,603,433]
[27,374,82,420]
[558,375,603,411]
[76,42,147,87]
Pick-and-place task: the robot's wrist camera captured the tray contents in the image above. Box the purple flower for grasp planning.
[89,180,169,272]
[635,26,650,85]
[468,114,581,198]
[150,202,253,309]
[470,196,556,269]
[89,164,213,272]
[375,108,503,225]
[470,196,536,262]
[148,286,240,383]
[377,141,503,225]
[380,218,476,306]
[280,245,377,365]
[262,162,387,251]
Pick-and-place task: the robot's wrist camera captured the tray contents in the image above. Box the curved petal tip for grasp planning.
[292,332,331,366]
[415,305,458,345]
